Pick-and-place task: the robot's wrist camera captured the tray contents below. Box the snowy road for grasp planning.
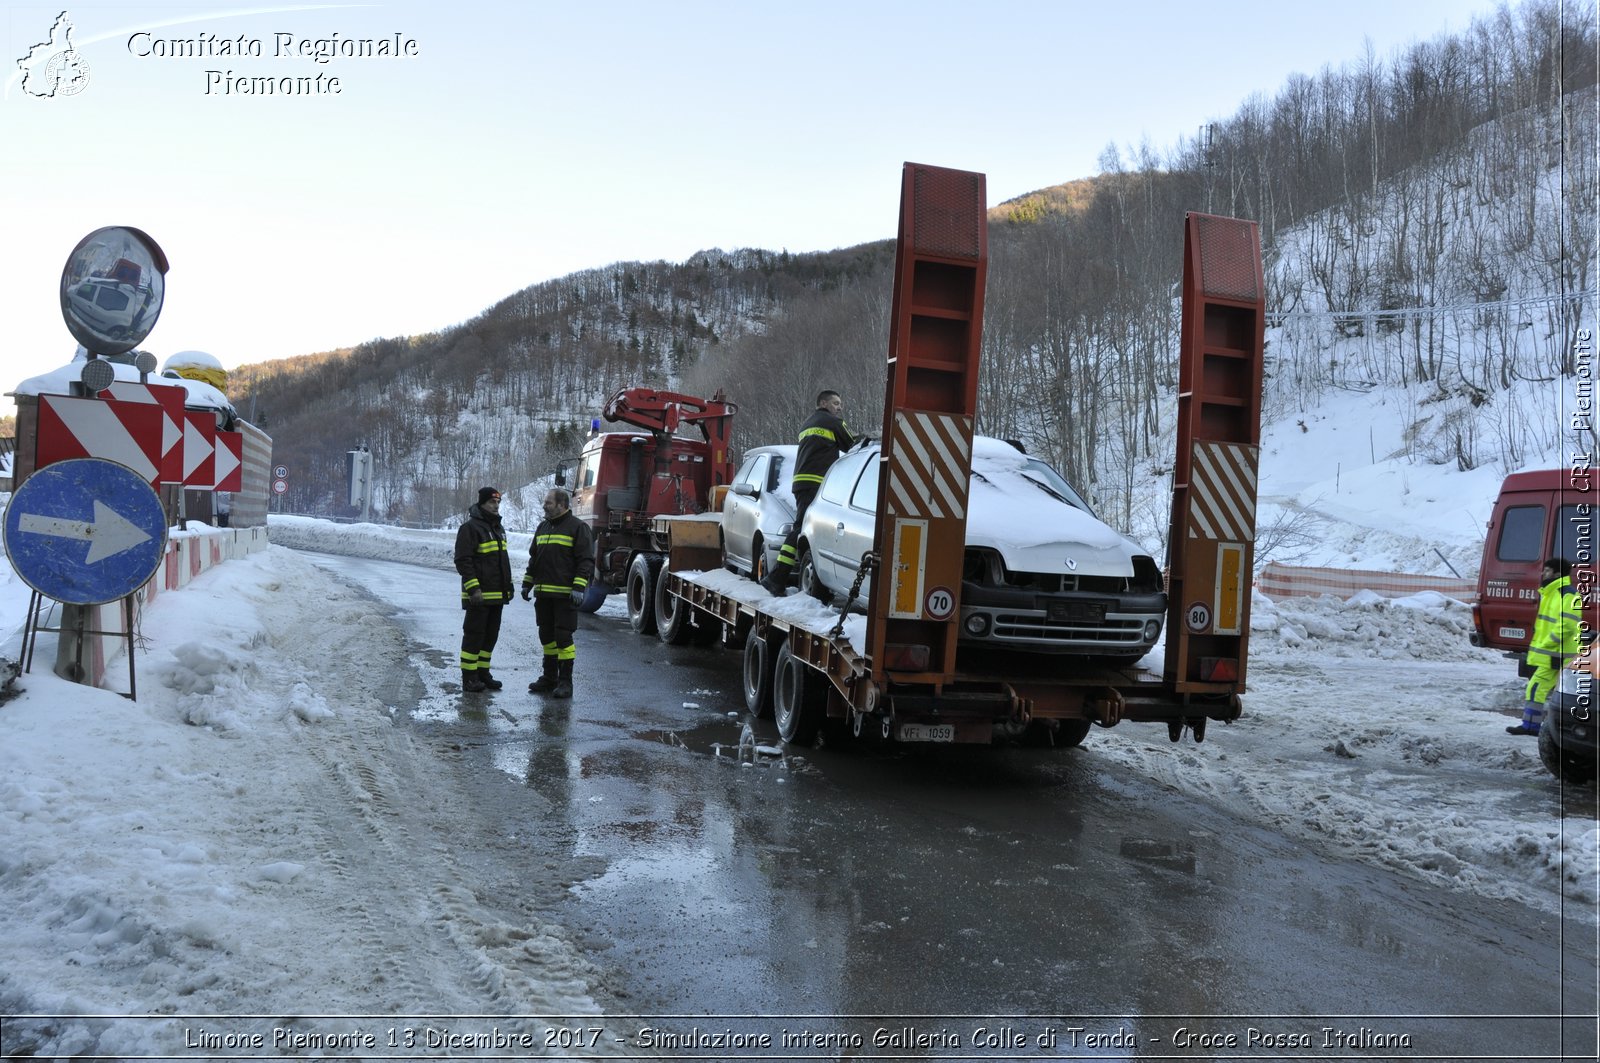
[3,524,1594,1060]
[293,545,1594,1058]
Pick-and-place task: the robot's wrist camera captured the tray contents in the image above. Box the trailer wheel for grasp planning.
[654,565,694,645]
[742,626,775,719]
[626,554,661,636]
[1055,719,1092,748]
[773,640,823,745]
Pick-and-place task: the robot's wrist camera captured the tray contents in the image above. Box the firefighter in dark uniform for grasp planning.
[521,486,595,698]
[454,487,513,693]
[762,389,855,594]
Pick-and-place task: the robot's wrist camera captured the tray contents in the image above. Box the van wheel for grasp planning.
[627,554,661,636]
[773,639,824,745]
[1538,725,1595,785]
[655,566,693,644]
[742,626,775,718]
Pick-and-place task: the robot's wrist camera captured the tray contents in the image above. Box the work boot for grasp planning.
[462,671,487,693]
[479,671,503,691]
[551,661,573,699]
[528,661,558,694]
[760,569,790,596]
[1506,723,1541,736]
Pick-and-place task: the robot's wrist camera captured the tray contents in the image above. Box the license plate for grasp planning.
[1500,627,1526,640]
[1049,601,1106,623]
[897,723,955,743]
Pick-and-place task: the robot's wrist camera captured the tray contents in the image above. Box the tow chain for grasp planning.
[828,551,878,639]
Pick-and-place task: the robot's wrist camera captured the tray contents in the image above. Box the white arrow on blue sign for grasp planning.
[3,458,169,605]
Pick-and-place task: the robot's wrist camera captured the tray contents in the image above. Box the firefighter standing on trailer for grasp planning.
[454,487,513,693]
[762,389,855,594]
[522,487,595,698]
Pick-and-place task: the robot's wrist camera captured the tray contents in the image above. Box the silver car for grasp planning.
[720,444,798,582]
[796,436,1167,660]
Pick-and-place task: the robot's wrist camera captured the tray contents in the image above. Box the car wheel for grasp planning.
[654,564,693,645]
[1538,723,1595,785]
[742,626,774,718]
[773,638,824,745]
[797,547,831,604]
[750,535,767,583]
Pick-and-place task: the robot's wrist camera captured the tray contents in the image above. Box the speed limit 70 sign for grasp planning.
[925,586,955,620]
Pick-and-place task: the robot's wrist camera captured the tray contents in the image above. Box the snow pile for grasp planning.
[1250,587,1483,660]
[0,547,622,1059]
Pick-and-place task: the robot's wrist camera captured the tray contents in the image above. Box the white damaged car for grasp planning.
[795,436,1166,661]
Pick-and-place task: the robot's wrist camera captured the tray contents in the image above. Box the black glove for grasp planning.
[468,588,483,605]
[521,585,532,601]
[571,588,585,606]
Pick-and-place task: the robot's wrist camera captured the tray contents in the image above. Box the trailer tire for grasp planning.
[1055,719,1092,748]
[627,554,661,636]
[655,565,694,645]
[773,640,823,745]
[742,626,775,719]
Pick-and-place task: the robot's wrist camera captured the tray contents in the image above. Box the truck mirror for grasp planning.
[554,465,567,487]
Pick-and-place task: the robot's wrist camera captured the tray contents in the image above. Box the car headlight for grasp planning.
[1556,668,1594,698]
[963,612,991,637]
[1142,619,1162,642]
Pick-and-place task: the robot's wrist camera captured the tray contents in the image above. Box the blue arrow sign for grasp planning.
[3,458,169,605]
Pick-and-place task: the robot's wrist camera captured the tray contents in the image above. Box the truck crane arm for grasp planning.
[601,387,737,487]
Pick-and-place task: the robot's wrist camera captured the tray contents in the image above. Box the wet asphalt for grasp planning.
[306,553,1597,1060]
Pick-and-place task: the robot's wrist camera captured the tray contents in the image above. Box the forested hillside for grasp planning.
[233,0,1597,537]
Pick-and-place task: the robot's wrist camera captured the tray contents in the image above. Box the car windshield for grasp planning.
[972,456,1093,515]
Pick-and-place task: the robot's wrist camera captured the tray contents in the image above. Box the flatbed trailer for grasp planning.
[637,515,1238,747]
[627,163,1265,750]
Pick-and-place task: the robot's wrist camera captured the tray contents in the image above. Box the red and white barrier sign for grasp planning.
[212,429,243,492]
[36,394,163,483]
[104,381,187,484]
[181,411,216,487]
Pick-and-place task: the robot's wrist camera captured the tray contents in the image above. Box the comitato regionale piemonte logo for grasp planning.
[16,10,91,98]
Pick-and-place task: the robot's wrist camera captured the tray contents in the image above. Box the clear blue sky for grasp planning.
[2,0,1500,415]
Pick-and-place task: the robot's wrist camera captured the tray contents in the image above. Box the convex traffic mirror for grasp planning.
[59,226,169,356]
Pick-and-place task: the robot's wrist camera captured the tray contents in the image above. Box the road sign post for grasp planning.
[3,458,170,696]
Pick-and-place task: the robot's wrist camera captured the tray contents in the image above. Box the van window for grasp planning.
[1496,505,1545,562]
[1554,504,1594,564]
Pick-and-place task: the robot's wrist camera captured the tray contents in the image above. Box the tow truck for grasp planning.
[566,386,735,611]
[629,162,1264,747]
